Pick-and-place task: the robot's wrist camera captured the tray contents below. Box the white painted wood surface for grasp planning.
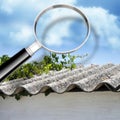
[0,92,120,120]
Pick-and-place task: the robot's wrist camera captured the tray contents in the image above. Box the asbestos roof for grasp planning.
[0,63,120,95]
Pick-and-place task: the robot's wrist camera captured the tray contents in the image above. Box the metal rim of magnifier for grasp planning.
[34,4,91,54]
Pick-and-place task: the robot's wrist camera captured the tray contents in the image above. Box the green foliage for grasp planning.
[0,53,87,81]
[0,53,87,100]
[0,55,10,65]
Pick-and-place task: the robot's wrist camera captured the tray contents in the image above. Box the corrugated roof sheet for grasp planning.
[0,63,120,95]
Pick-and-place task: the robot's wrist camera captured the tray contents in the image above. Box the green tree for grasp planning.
[0,55,10,65]
[0,53,87,81]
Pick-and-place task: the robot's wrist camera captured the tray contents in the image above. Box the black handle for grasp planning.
[0,48,31,82]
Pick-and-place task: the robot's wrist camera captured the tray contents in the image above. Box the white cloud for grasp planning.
[44,6,120,49]
[0,0,76,14]
[43,21,71,46]
[9,24,33,44]
[1,0,76,48]
[79,7,120,49]
[45,34,62,46]
[39,5,120,49]
[1,0,120,50]
[41,8,79,47]
[1,0,22,14]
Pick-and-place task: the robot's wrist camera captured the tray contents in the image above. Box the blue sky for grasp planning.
[0,0,120,64]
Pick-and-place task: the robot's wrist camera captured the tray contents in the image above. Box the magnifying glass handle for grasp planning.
[0,41,41,82]
[0,48,31,82]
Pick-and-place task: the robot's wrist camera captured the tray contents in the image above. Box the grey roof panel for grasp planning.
[0,64,120,95]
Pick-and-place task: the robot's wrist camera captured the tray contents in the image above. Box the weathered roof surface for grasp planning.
[0,63,120,95]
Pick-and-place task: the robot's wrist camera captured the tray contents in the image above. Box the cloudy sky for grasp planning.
[0,0,120,64]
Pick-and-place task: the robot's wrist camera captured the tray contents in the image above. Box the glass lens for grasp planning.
[35,6,88,53]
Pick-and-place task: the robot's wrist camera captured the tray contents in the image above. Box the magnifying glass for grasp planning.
[0,4,90,82]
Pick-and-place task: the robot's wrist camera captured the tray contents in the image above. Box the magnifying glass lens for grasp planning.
[35,7,88,53]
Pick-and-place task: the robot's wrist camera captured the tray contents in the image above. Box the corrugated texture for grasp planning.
[0,63,120,95]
